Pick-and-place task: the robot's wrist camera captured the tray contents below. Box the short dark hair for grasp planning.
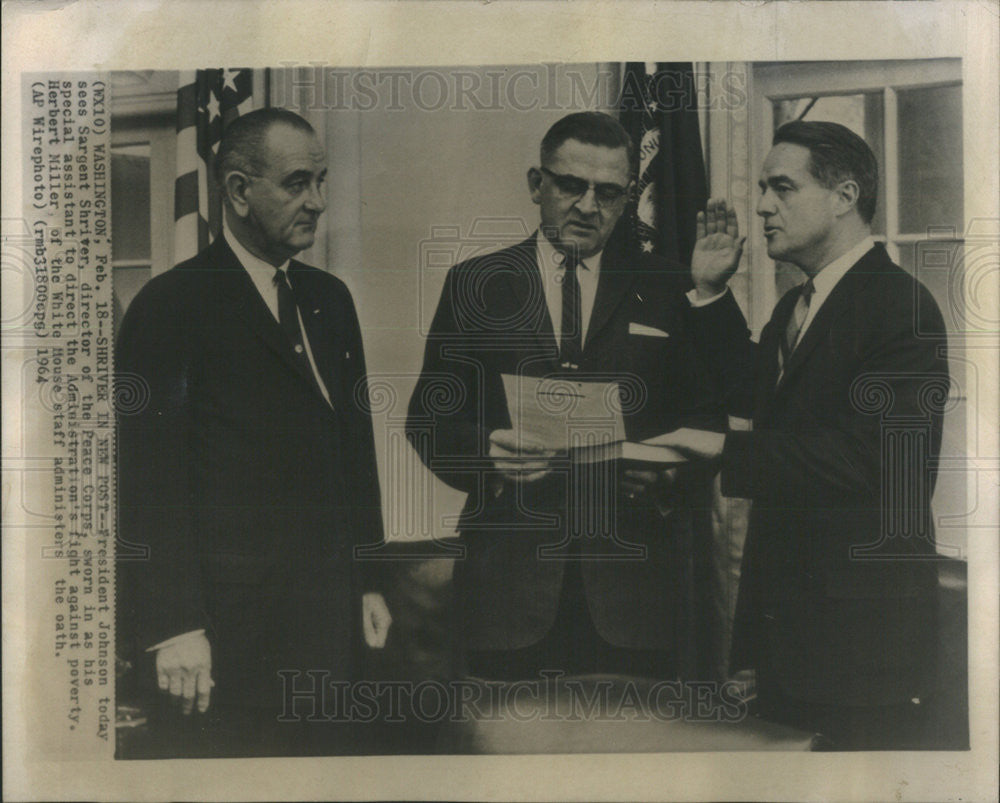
[540,111,634,165]
[214,107,316,186]
[773,120,879,224]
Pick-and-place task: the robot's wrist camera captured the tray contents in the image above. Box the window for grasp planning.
[773,81,963,281]
[110,71,178,330]
[111,142,152,328]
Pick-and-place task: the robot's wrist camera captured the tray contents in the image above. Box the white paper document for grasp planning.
[501,374,686,464]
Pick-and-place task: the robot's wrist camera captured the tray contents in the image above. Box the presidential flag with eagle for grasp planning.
[618,62,708,265]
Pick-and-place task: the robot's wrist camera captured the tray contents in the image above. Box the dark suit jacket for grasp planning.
[723,244,948,706]
[116,236,383,709]
[406,234,749,651]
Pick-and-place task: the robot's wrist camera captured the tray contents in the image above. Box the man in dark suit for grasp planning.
[117,108,391,756]
[406,112,748,680]
[654,121,949,748]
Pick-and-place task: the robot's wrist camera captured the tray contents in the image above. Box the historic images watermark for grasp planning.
[276,671,750,725]
[273,64,748,114]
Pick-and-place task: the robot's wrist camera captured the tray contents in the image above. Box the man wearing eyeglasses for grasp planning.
[117,108,391,755]
[407,112,748,680]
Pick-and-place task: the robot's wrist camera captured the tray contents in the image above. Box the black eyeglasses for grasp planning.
[539,167,630,208]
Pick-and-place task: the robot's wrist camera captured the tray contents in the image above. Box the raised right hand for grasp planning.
[691,198,745,298]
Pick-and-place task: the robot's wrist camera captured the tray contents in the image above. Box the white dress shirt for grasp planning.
[536,230,733,349]
[797,235,876,342]
[536,231,602,348]
[772,236,876,387]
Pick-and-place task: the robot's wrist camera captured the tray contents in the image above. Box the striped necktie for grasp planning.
[780,278,815,367]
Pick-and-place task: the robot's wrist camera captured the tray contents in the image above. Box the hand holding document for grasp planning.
[488,428,558,484]
[500,374,688,466]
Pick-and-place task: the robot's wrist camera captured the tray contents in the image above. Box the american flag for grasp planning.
[618,62,707,265]
[173,69,256,262]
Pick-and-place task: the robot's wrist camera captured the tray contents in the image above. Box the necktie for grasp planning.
[780,278,815,366]
[560,253,583,369]
[273,267,313,374]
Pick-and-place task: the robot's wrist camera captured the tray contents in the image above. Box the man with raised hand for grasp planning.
[653,121,949,749]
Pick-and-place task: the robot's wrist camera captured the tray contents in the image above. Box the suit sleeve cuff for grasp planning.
[686,287,730,307]
[146,628,206,653]
[684,286,747,336]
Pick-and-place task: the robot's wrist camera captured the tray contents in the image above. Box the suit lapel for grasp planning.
[209,237,324,396]
[289,262,342,403]
[778,248,884,391]
[774,247,881,395]
[584,247,638,350]
[501,234,561,369]
[502,236,639,364]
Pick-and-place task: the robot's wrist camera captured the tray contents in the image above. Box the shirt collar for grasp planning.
[223,223,290,278]
[810,235,876,299]
[536,229,602,276]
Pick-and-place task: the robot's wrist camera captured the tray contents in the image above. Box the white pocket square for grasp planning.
[629,322,670,338]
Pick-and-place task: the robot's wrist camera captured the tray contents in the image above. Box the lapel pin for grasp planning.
[345,350,351,360]
[635,292,643,303]
[313,309,320,315]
